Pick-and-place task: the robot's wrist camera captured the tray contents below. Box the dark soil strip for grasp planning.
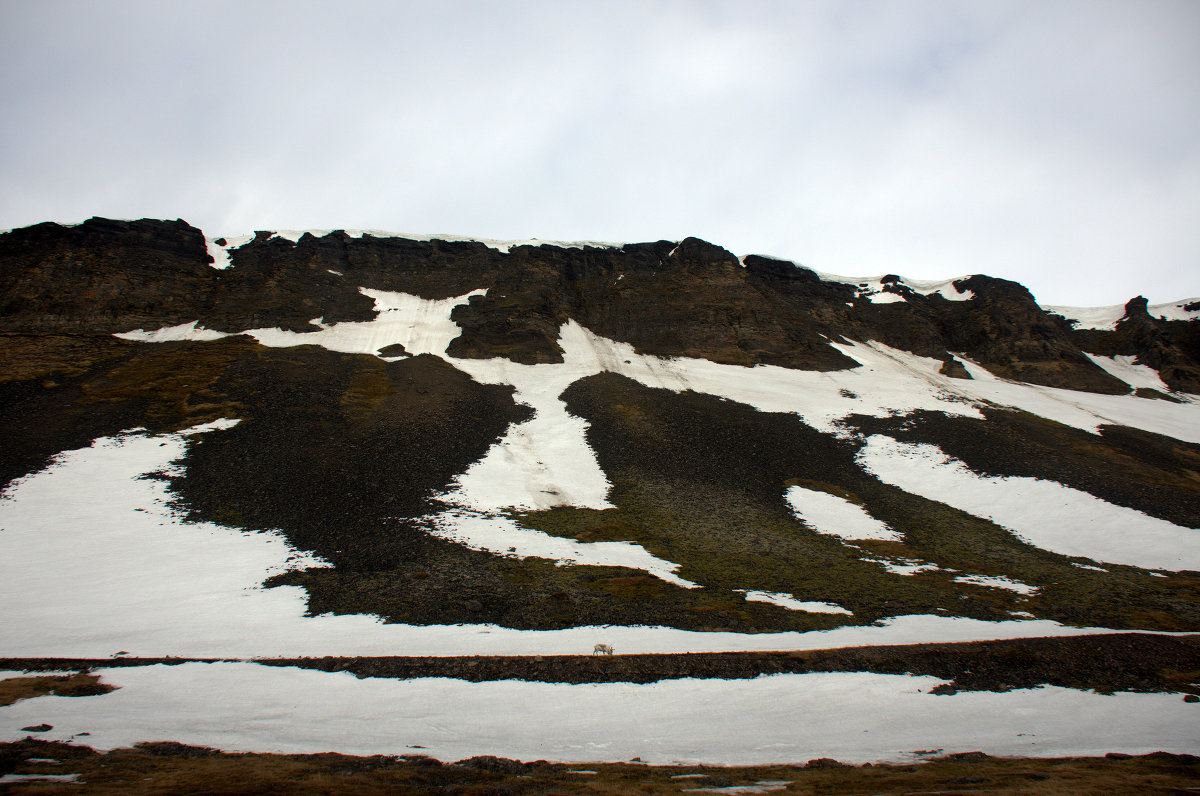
[3,738,1199,795]
[6,633,1200,693]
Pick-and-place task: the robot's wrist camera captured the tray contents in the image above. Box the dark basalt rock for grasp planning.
[1061,295,1200,392]
[2,219,1199,635]
[938,356,972,379]
[455,756,530,774]
[375,342,409,358]
[203,231,508,334]
[0,218,214,334]
[6,218,1189,393]
[927,275,1128,394]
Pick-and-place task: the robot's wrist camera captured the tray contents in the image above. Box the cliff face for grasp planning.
[0,218,214,334]
[1059,296,1200,393]
[6,217,1191,393]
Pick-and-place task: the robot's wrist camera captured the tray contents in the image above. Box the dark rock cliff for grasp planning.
[0,218,213,333]
[1,217,1193,394]
[1059,296,1200,393]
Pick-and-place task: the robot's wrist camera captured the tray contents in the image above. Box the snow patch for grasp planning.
[952,574,1039,596]
[784,486,900,542]
[115,288,484,358]
[1084,354,1172,393]
[859,436,1200,571]
[2,662,1195,765]
[114,321,229,343]
[941,355,1200,443]
[426,510,697,588]
[245,287,483,357]
[177,418,242,435]
[684,781,792,794]
[204,234,253,270]
[737,590,852,615]
[1044,298,1200,331]
[814,272,973,303]
[874,558,942,577]
[259,229,618,254]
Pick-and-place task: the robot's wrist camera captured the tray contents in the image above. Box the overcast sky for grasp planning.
[2,0,1197,306]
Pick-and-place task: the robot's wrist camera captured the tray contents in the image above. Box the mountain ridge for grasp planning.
[2,214,1198,636]
[4,217,1197,392]
[3,215,1200,771]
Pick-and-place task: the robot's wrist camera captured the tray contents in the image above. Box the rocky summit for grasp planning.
[1,217,1200,772]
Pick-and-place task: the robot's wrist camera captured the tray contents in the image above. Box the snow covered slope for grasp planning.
[2,220,1199,765]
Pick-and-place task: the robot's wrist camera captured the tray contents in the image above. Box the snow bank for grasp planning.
[3,662,1196,765]
[257,229,618,254]
[814,272,973,303]
[1085,354,1172,392]
[784,486,900,542]
[859,436,1200,571]
[204,234,254,270]
[426,511,696,588]
[114,321,229,343]
[736,590,852,615]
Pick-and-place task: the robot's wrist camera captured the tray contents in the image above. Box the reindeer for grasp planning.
[592,643,614,656]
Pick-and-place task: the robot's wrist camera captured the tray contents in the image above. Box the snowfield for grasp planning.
[3,663,1197,765]
[0,425,1135,659]
[5,263,1200,765]
[8,426,1193,763]
[117,285,1200,445]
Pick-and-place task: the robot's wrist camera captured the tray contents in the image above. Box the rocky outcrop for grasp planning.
[2,218,1194,393]
[1064,296,1200,392]
[205,231,508,333]
[926,275,1129,394]
[0,218,213,333]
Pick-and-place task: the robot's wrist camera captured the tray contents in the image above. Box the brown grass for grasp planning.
[1,741,1198,794]
[0,674,115,707]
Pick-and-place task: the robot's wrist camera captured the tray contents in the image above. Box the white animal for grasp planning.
[593,643,614,656]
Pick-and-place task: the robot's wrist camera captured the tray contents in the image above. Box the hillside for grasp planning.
[2,217,1200,784]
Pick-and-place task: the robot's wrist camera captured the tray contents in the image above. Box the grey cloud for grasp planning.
[1,0,1197,306]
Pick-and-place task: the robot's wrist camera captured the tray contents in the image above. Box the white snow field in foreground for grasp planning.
[0,425,1142,659]
[2,663,1197,765]
[860,436,1200,571]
